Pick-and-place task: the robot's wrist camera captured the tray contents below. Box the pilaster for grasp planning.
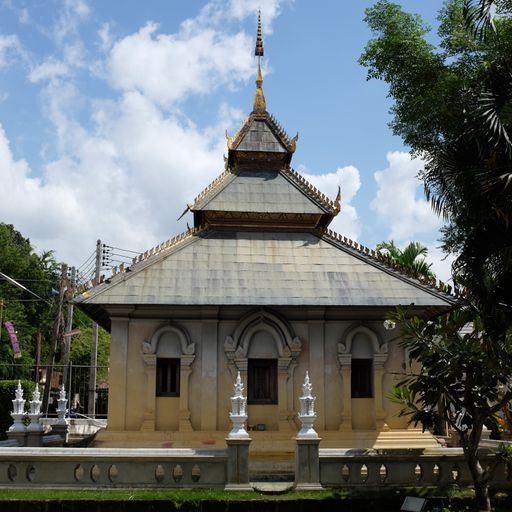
[308,320,325,430]
[201,319,219,430]
[107,317,130,430]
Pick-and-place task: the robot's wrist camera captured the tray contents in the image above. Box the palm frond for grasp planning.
[463,0,496,40]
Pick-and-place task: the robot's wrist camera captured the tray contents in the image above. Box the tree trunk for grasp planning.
[465,423,492,512]
[474,480,491,512]
[464,432,491,512]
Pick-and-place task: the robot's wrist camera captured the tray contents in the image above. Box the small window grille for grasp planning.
[351,358,373,398]
[156,358,180,396]
[248,358,277,404]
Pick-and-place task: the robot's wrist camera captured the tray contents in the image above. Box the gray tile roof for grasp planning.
[195,170,328,214]
[77,231,454,308]
[236,120,286,153]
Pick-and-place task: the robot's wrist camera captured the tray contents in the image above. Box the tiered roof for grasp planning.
[76,16,457,329]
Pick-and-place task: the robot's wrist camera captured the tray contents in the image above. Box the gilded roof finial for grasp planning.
[253,11,266,112]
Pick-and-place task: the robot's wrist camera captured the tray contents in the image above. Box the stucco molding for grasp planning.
[142,322,196,356]
[224,309,301,431]
[141,322,196,432]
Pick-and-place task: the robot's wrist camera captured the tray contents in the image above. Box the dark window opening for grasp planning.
[351,358,373,398]
[156,358,180,396]
[248,358,277,404]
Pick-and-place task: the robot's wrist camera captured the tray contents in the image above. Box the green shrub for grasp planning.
[0,380,35,440]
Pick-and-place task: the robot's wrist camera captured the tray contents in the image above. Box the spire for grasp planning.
[255,11,264,57]
[253,11,266,112]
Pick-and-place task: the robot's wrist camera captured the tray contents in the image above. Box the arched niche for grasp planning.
[224,309,302,431]
[337,322,389,431]
[141,322,196,432]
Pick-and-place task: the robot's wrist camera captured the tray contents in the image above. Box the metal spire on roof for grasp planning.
[255,11,264,57]
[253,11,266,112]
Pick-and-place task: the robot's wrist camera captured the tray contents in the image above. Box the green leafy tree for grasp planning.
[360,0,512,343]
[376,240,435,281]
[388,307,512,511]
[361,2,512,509]
[0,223,58,378]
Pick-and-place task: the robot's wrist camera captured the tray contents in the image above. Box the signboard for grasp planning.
[4,321,21,359]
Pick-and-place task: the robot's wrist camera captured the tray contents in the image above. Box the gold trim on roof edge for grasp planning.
[283,167,341,214]
[77,225,207,295]
[323,228,460,300]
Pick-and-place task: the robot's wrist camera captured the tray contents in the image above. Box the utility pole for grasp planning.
[0,299,4,343]
[42,263,67,415]
[34,331,41,383]
[88,240,102,418]
[62,266,76,389]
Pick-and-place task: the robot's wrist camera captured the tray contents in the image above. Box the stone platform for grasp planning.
[93,428,440,452]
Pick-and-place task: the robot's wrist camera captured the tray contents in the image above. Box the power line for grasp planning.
[77,250,96,271]
[104,245,141,255]
[0,271,51,304]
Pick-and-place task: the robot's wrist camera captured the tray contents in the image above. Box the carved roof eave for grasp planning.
[199,210,331,231]
[321,228,462,306]
[190,166,341,216]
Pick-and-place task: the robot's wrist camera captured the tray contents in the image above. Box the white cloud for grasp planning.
[107,22,253,107]
[371,151,441,241]
[0,34,23,68]
[0,0,288,269]
[29,57,69,83]
[303,165,362,241]
[424,243,455,283]
[97,23,113,53]
[228,0,284,31]
[54,0,90,44]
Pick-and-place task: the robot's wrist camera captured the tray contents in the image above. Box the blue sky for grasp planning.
[0,0,453,281]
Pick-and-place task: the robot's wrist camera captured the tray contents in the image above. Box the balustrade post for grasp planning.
[225,372,252,490]
[295,372,322,490]
[7,381,27,446]
[51,385,69,443]
[27,384,44,447]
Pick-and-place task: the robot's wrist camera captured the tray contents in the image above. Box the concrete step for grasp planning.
[249,458,294,482]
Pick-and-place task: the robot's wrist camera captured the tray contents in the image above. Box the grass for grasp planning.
[0,488,344,502]
[0,486,494,501]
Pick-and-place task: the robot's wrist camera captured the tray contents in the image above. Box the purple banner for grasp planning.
[4,321,21,359]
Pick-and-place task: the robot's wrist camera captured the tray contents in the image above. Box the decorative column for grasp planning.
[337,351,352,431]
[278,357,293,431]
[7,381,27,446]
[27,384,44,447]
[141,353,157,431]
[51,385,69,442]
[374,348,389,431]
[295,372,322,490]
[226,372,252,491]
[179,354,195,431]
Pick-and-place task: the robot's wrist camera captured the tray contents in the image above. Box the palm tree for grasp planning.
[376,240,436,281]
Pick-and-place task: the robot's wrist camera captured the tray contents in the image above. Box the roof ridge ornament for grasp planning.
[253,11,266,113]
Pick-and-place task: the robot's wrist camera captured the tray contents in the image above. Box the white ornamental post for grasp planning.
[55,385,68,426]
[27,384,43,432]
[295,371,322,490]
[228,371,249,439]
[225,371,251,490]
[8,381,26,433]
[297,371,318,439]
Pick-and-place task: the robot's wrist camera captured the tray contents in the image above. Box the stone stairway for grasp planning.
[249,453,295,482]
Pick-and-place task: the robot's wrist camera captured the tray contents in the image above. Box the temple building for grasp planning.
[76,17,456,453]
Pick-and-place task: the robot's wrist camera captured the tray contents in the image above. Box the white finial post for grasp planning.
[55,384,68,426]
[27,384,43,432]
[297,371,318,439]
[228,371,249,439]
[8,381,26,432]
